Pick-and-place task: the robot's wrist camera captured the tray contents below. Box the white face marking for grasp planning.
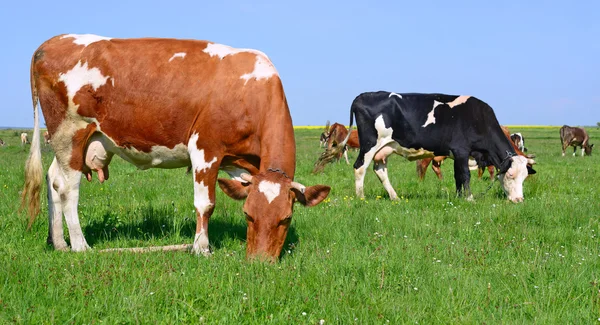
[389,92,402,99]
[188,133,217,173]
[422,100,443,127]
[169,52,186,62]
[58,61,110,106]
[447,95,470,108]
[61,34,112,47]
[258,181,281,204]
[203,43,278,83]
[498,156,528,202]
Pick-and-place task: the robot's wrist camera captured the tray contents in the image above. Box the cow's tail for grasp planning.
[21,58,43,230]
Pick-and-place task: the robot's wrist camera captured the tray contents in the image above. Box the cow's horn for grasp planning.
[240,173,253,183]
[291,181,306,194]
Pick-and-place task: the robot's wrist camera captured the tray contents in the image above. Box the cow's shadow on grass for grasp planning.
[82,205,299,255]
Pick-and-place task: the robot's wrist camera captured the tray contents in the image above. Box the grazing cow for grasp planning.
[326,122,360,164]
[43,130,50,145]
[560,125,593,156]
[0,138,5,146]
[20,132,29,146]
[22,34,330,262]
[417,126,533,180]
[337,92,536,203]
[510,133,526,152]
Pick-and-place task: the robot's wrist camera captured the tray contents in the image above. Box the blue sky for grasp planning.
[1,1,598,127]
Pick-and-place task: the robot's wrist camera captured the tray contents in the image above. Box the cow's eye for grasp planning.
[244,212,254,223]
[279,215,292,225]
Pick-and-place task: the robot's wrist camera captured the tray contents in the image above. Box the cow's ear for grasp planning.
[218,178,250,200]
[591,144,595,148]
[293,185,331,207]
[526,165,537,175]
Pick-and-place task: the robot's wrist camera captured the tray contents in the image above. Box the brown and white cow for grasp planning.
[326,122,360,164]
[20,132,29,146]
[22,34,330,262]
[560,125,593,156]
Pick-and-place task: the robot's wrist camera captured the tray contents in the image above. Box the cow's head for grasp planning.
[584,143,594,156]
[218,171,330,262]
[498,155,535,203]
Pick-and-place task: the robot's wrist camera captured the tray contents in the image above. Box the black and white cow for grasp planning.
[338,91,535,203]
[510,133,526,152]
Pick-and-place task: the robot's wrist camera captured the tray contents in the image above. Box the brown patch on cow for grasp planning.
[69,124,98,171]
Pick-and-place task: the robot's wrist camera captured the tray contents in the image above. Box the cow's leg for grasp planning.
[562,141,567,156]
[432,158,443,180]
[354,148,375,199]
[487,165,495,180]
[55,163,89,251]
[373,146,398,200]
[453,152,472,200]
[344,147,350,165]
[188,140,221,256]
[416,158,430,180]
[581,147,585,157]
[46,157,68,251]
[573,145,577,156]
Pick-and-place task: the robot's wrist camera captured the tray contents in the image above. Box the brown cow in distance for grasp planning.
[326,122,360,164]
[22,34,330,262]
[416,126,534,180]
[560,125,593,156]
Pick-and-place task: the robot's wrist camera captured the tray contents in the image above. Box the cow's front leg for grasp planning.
[453,153,472,200]
[188,139,221,256]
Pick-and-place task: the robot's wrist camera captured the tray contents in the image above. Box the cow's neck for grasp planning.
[258,112,297,179]
[487,130,517,173]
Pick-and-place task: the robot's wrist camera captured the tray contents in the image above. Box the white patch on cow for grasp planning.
[240,55,277,84]
[58,61,110,106]
[259,181,281,204]
[203,43,262,59]
[422,100,443,127]
[447,95,470,108]
[203,43,277,83]
[389,92,402,99]
[169,52,186,62]
[188,133,217,173]
[61,34,112,47]
[194,180,212,216]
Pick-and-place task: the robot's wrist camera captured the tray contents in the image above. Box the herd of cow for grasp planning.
[19,34,593,262]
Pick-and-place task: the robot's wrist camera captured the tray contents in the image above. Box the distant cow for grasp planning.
[510,133,526,152]
[337,92,536,203]
[22,34,330,262]
[0,138,5,146]
[20,133,29,146]
[560,125,593,156]
[326,122,360,164]
[417,126,533,180]
[319,121,330,147]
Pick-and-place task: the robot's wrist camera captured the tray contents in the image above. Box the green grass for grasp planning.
[0,126,599,324]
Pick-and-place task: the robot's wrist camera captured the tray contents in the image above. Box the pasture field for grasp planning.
[0,126,599,324]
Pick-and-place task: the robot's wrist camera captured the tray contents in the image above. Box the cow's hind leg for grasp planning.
[373,146,398,200]
[46,157,68,250]
[50,158,89,251]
